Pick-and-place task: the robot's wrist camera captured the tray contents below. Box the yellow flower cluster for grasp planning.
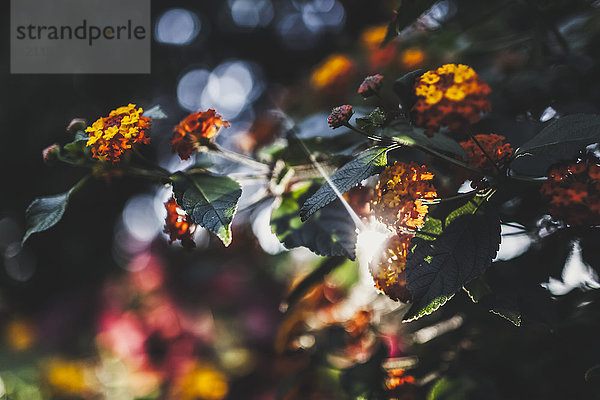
[85,103,151,162]
[369,234,413,302]
[372,162,437,232]
[412,64,491,137]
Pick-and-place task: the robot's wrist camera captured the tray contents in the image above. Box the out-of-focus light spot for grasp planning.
[177,69,211,111]
[495,224,532,261]
[278,0,345,48]
[155,9,200,45]
[4,318,36,351]
[418,1,454,29]
[200,61,263,120]
[229,0,273,28]
[540,106,557,122]
[297,334,316,349]
[412,315,463,344]
[251,200,286,255]
[543,240,600,295]
[122,194,163,243]
[4,243,35,282]
[357,219,394,266]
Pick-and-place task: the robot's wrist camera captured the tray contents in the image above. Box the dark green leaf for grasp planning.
[404,213,501,322]
[171,172,242,247]
[22,179,85,245]
[143,105,168,119]
[272,184,357,259]
[512,114,600,176]
[299,146,390,221]
[463,276,521,326]
[382,119,467,159]
[263,134,366,166]
[393,69,424,110]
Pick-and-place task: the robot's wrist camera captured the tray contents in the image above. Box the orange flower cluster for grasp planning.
[386,368,416,391]
[371,162,437,232]
[85,104,151,162]
[310,54,356,94]
[360,25,397,71]
[171,109,230,160]
[411,64,491,137]
[369,234,413,303]
[164,197,197,249]
[540,159,600,226]
[460,134,514,171]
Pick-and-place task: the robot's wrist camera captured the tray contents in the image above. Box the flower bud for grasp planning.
[66,118,87,134]
[327,105,353,129]
[358,74,384,98]
[42,143,61,165]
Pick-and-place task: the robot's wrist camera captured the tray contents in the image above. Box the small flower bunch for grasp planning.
[540,158,600,226]
[369,234,413,303]
[371,162,437,232]
[171,109,230,160]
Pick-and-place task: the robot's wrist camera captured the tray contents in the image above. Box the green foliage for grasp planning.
[463,276,521,326]
[171,171,242,247]
[392,69,424,110]
[512,114,600,176]
[427,376,478,400]
[22,177,88,245]
[299,146,390,221]
[382,119,467,159]
[355,108,387,135]
[404,197,501,321]
[272,183,357,259]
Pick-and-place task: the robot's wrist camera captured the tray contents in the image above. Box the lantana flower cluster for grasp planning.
[371,162,437,232]
[540,159,600,226]
[170,109,230,160]
[85,104,151,162]
[411,64,491,137]
[369,234,413,303]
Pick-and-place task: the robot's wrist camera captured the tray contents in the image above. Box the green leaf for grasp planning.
[382,119,467,159]
[512,114,600,176]
[463,276,521,326]
[272,184,357,259]
[403,213,501,322]
[171,172,242,247]
[22,177,89,244]
[142,105,168,119]
[299,146,390,221]
[63,130,89,156]
[393,69,424,110]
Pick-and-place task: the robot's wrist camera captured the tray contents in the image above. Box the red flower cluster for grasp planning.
[460,134,514,171]
[328,105,354,128]
[171,109,230,160]
[411,64,491,138]
[358,74,384,98]
[369,234,413,303]
[163,197,197,249]
[371,162,437,232]
[540,159,600,226]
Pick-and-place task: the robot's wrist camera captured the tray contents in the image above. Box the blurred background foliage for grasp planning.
[2,0,600,399]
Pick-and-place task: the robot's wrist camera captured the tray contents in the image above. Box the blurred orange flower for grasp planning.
[176,364,229,400]
[164,196,197,249]
[411,64,491,137]
[400,47,426,70]
[361,25,398,71]
[171,109,230,160]
[85,103,151,162]
[310,54,356,94]
[540,159,600,226]
[372,162,437,232]
[4,317,36,351]
[369,234,413,302]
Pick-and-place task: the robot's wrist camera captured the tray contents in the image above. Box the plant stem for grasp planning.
[412,144,489,176]
[507,174,548,183]
[469,133,502,175]
[211,145,271,172]
[343,122,391,143]
[419,190,477,205]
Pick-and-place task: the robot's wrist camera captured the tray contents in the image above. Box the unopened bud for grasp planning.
[42,143,61,165]
[358,74,384,98]
[66,118,87,134]
[327,105,353,129]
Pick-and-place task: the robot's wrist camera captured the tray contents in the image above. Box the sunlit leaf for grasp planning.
[273,184,357,259]
[300,146,390,221]
[171,171,242,246]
